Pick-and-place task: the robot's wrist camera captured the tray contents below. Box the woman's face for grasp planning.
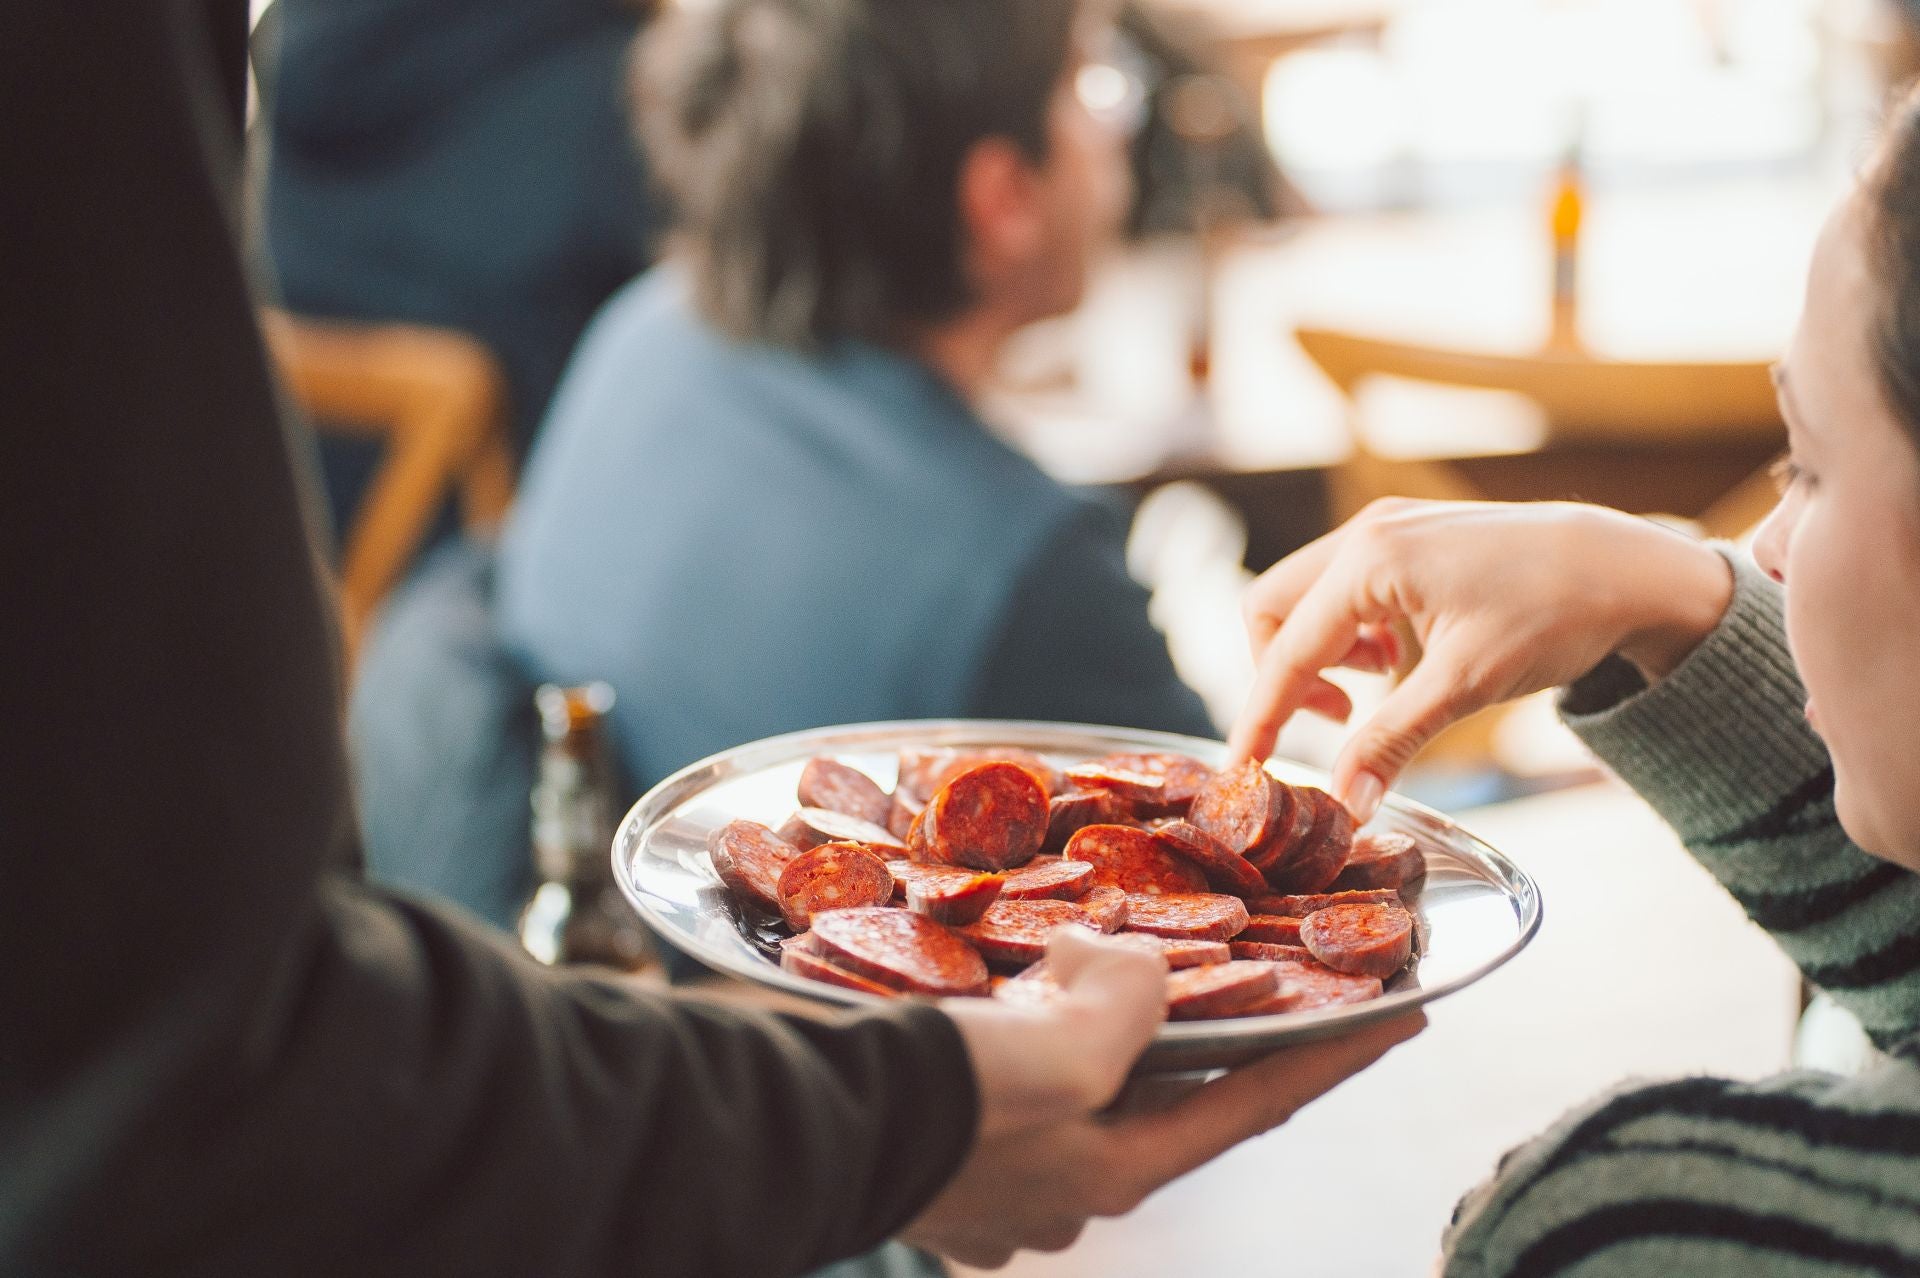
[1752,189,1920,867]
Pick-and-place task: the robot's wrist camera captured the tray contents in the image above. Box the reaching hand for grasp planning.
[1227,499,1733,821]
[910,929,1424,1268]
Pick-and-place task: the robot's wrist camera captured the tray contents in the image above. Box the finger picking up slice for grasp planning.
[1300,902,1415,978]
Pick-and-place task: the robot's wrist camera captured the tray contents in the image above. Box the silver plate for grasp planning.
[615,720,1542,1073]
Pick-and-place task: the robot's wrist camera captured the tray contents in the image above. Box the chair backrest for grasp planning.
[260,310,516,659]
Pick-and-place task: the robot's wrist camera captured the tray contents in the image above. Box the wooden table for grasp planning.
[956,779,1800,1277]
[992,177,1831,566]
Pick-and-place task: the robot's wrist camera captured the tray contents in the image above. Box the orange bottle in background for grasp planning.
[1546,137,1585,352]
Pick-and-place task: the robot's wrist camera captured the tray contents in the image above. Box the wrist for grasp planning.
[1610,523,1734,683]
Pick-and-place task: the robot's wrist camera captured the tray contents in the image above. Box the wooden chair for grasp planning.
[260,311,516,662]
[1293,325,1784,537]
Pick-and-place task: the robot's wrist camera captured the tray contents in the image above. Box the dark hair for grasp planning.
[1866,87,1920,443]
[634,0,1079,349]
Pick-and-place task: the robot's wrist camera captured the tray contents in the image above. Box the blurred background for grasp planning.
[239,3,1910,1270]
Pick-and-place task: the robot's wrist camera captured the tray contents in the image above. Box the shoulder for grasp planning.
[1444,1063,1920,1276]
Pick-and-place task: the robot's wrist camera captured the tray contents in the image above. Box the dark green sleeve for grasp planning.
[0,4,974,1273]
[969,497,1217,739]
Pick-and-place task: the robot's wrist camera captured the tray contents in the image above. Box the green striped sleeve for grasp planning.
[1556,546,1920,1050]
[1443,1055,1920,1275]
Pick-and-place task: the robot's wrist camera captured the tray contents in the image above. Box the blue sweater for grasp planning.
[496,268,1214,793]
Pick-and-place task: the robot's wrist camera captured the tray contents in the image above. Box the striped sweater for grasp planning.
[1442,548,1920,1276]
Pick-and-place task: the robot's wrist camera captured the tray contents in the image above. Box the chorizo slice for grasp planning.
[886,788,927,842]
[1300,902,1416,979]
[1262,789,1354,894]
[906,871,1004,927]
[1229,940,1314,963]
[898,748,1062,803]
[1075,884,1130,933]
[1093,751,1215,814]
[1121,892,1249,941]
[957,898,1098,966]
[1065,824,1208,896]
[774,842,894,932]
[1150,819,1271,899]
[1244,963,1385,1013]
[1188,761,1286,858]
[1245,782,1314,876]
[796,757,892,827]
[907,761,1049,871]
[1333,831,1428,894]
[1042,788,1133,855]
[1165,960,1280,1020]
[887,859,978,900]
[810,907,990,996]
[778,807,907,855]
[1062,762,1169,811]
[1248,888,1401,916]
[1238,913,1304,946]
[781,942,901,997]
[1106,932,1230,968]
[1000,855,1096,901]
[708,819,803,916]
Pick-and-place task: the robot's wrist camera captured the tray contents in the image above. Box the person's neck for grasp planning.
[907,308,1019,404]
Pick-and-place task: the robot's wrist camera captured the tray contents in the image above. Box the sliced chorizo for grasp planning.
[1238,914,1304,946]
[1075,884,1130,933]
[1229,940,1314,963]
[782,942,901,997]
[796,757,893,827]
[1245,782,1314,876]
[1061,762,1169,811]
[1041,788,1133,855]
[906,871,1004,927]
[1106,932,1230,968]
[1188,761,1286,858]
[1150,819,1270,899]
[1248,888,1401,916]
[1065,824,1207,896]
[708,819,803,916]
[907,761,1049,871]
[886,788,927,842]
[1262,788,1353,894]
[1245,963,1385,1013]
[778,807,907,855]
[775,841,895,931]
[958,898,1098,966]
[810,907,990,996]
[1300,901,1416,979]
[1121,892,1249,941]
[1093,751,1215,814]
[898,748,1061,802]
[1333,831,1428,894]
[999,856,1097,901]
[1165,960,1280,1020]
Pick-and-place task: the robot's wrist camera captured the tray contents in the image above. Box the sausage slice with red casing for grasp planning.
[1248,888,1401,916]
[708,820,803,916]
[776,841,895,931]
[1106,932,1231,968]
[782,941,901,997]
[1092,751,1215,815]
[779,807,907,855]
[1065,824,1207,896]
[1262,789,1354,894]
[906,871,1004,927]
[1188,760,1286,858]
[1229,940,1314,963]
[1245,782,1315,876]
[810,907,990,996]
[958,898,1098,966]
[1238,914,1304,946]
[1333,831,1428,894]
[1061,762,1169,811]
[1165,960,1280,1020]
[1122,892,1249,941]
[1300,901,1416,979]
[1150,819,1271,899]
[1000,856,1097,901]
[796,757,893,828]
[908,761,1049,871]
[1243,963,1384,1013]
[1041,788,1133,855]
[1075,884,1130,932]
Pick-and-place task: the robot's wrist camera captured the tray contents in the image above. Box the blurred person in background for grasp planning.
[257,0,664,532]
[493,0,1220,797]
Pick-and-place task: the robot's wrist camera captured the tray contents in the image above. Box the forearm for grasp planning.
[1561,546,1920,1047]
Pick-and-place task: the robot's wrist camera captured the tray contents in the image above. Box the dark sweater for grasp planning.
[0,4,976,1273]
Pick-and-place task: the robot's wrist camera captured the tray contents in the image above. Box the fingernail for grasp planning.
[1341,771,1385,824]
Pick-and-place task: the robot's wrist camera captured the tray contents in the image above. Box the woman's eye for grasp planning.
[1770,456,1813,493]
